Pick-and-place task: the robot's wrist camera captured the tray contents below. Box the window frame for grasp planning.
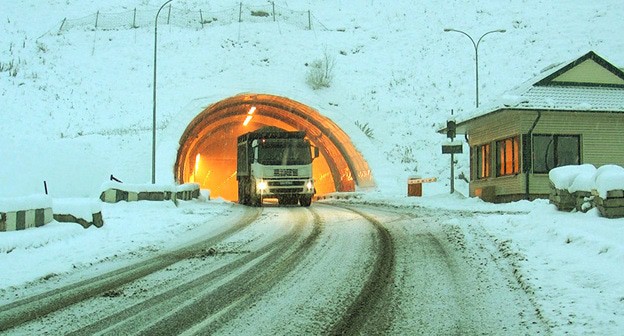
[496,136,520,177]
[532,134,581,174]
[474,143,491,180]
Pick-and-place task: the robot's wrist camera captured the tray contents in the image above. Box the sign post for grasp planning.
[442,119,462,194]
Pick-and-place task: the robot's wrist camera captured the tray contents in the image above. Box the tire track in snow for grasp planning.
[325,204,396,335]
[65,207,322,335]
[0,206,262,333]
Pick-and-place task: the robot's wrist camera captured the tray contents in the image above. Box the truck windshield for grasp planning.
[257,139,312,165]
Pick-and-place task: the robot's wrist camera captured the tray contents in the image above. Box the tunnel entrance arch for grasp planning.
[175,93,374,201]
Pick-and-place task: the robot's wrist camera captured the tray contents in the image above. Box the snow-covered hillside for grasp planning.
[2,2,624,334]
[2,0,623,197]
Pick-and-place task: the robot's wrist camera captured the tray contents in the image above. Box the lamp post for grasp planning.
[152,0,173,184]
[444,28,506,108]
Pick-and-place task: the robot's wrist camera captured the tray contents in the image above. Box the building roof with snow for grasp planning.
[446,51,624,204]
[458,51,624,125]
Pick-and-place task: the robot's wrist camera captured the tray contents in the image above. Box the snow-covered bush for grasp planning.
[306,51,335,90]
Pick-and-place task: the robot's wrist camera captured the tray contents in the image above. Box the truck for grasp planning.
[236,126,318,207]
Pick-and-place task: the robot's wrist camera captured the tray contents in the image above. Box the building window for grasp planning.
[496,136,520,176]
[533,135,580,173]
[475,143,491,179]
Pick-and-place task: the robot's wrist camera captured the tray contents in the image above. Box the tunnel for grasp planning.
[174,93,374,201]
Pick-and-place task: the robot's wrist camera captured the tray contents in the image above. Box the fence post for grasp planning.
[167,4,172,24]
[95,11,99,29]
[308,10,311,30]
[199,9,204,28]
[272,2,276,22]
[58,18,67,34]
[132,8,137,28]
[239,2,243,22]
[44,181,48,195]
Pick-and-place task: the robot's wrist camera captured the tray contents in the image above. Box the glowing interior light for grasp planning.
[243,115,253,126]
[195,153,200,172]
[248,106,256,114]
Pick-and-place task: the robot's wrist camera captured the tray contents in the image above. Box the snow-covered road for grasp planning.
[1,201,551,334]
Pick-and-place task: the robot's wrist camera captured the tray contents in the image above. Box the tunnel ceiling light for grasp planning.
[243,115,253,126]
[248,106,256,115]
[195,153,200,172]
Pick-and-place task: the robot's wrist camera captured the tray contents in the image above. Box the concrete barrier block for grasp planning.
[0,207,53,232]
[6,212,17,231]
[99,183,199,204]
[139,191,165,201]
[53,198,104,228]
[53,212,103,228]
[35,208,45,227]
[44,208,53,223]
[101,189,117,203]
[93,212,104,228]
[607,190,624,198]
[54,214,91,228]
[16,211,25,230]
[25,209,36,229]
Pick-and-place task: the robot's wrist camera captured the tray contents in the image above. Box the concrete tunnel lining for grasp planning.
[174,93,374,200]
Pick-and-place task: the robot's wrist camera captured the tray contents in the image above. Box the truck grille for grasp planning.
[268,180,306,187]
[274,169,298,177]
[273,188,303,194]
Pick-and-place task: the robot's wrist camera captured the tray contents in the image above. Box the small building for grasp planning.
[450,51,624,203]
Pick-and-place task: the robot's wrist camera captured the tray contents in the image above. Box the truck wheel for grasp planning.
[299,196,312,207]
[238,181,247,205]
[250,184,262,207]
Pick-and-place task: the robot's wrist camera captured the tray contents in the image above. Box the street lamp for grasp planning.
[152,0,173,184]
[444,28,506,108]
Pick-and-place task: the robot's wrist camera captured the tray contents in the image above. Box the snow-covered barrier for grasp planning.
[53,198,104,228]
[592,165,624,219]
[0,195,53,232]
[176,183,201,201]
[99,182,200,203]
[549,164,624,218]
[549,164,596,212]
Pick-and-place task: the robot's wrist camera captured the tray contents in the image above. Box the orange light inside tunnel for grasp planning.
[175,93,375,201]
[183,120,335,201]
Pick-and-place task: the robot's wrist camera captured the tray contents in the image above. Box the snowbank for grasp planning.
[99,181,201,203]
[549,164,624,198]
[594,165,624,198]
[99,181,177,193]
[0,195,52,213]
[52,198,102,220]
[548,164,596,192]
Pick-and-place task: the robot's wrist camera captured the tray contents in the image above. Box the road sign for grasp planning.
[442,144,463,154]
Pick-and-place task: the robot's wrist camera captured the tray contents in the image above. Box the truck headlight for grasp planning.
[306,180,314,191]
[257,180,268,191]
